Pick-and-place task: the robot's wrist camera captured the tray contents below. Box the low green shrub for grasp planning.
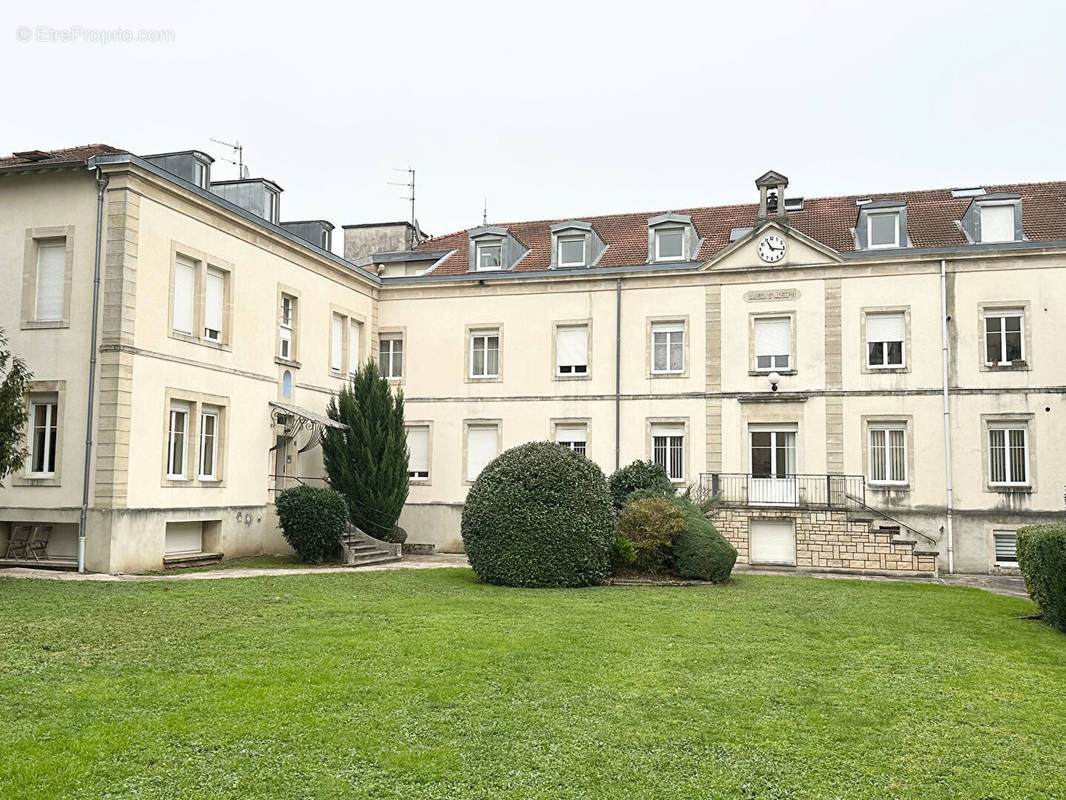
[673,512,737,584]
[461,441,614,587]
[610,535,636,572]
[1017,524,1066,633]
[616,495,687,574]
[609,460,675,510]
[274,485,349,563]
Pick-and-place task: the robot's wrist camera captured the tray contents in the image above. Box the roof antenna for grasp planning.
[482,198,488,225]
[210,138,247,178]
[389,168,416,227]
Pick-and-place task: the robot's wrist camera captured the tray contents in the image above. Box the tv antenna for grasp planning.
[210,137,248,178]
[389,168,416,227]
[482,198,488,225]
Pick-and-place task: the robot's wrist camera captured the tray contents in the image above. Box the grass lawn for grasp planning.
[1,570,1063,799]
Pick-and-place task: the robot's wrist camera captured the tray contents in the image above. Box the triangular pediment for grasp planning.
[700,220,844,270]
[755,169,789,188]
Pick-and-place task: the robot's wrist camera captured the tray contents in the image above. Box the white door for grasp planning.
[750,519,796,566]
[749,429,797,505]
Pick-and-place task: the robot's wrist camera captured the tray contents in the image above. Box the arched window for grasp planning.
[281,370,293,399]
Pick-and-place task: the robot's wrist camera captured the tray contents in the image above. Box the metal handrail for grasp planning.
[700,472,866,509]
[844,492,939,547]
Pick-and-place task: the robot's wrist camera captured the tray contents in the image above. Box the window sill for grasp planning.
[467,376,502,383]
[554,373,591,381]
[274,357,302,369]
[869,483,910,492]
[21,319,70,330]
[749,369,796,377]
[864,366,909,374]
[981,362,1030,372]
[169,331,231,352]
[12,474,61,487]
[988,485,1032,494]
[650,371,688,379]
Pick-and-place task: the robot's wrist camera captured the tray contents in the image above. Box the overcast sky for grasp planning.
[4,0,1064,249]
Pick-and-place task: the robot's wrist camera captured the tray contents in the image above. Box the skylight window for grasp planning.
[952,187,986,199]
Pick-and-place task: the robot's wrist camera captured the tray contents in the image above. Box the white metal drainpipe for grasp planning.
[77,165,109,573]
[939,257,955,574]
[614,277,622,471]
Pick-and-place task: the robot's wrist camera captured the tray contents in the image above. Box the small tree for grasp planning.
[0,329,31,488]
[321,359,409,542]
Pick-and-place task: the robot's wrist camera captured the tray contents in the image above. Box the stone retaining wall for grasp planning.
[713,507,937,575]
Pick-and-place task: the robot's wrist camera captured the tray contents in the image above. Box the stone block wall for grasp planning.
[713,507,937,575]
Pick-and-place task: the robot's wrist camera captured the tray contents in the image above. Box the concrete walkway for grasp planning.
[0,555,1028,598]
[0,553,470,582]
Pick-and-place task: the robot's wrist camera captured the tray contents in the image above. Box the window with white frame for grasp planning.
[470,330,500,378]
[349,320,363,375]
[993,530,1018,566]
[330,313,345,372]
[980,204,1016,243]
[28,399,58,476]
[172,255,196,335]
[867,212,900,248]
[558,236,586,267]
[166,404,190,480]
[988,423,1028,486]
[406,425,430,481]
[467,424,498,481]
[651,322,685,374]
[198,408,219,480]
[651,424,684,481]
[556,325,589,376]
[279,294,295,360]
[264,190,278,224]
[193,161,207,189]
[34,239,66,322]
[754,317,791,371]
[869,424,907,485]
[866,312,905,368]
[380,334,403,379]
[475,241,503,271]
[555,424,587,456]
[654,228,685,261]
[984,309,1024,366]
[204,267,224,342]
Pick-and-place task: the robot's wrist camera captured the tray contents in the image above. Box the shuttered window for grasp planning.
[651,424,684,481]
[754,317,791,370]
[989,424,1028,485]
[993,531,1018,565]
[34,239,66,322]
[869,425,907,484]
[467,425,498,480]
[204,268,224,342]
[651,322,685,373]
[866,312,905,367]
[172,256,196,335]
[980,204,1015,243]
[555,425,587,456]
[330,313,344,372]
[407,426,430,480]
[557,326,589,375]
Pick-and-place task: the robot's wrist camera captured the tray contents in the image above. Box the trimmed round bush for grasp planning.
[673,511,737,584]
[461,441,614,587]
[1017,524,1066,633]
[616,495,687,574]
[275,485,348,563]
[608,460,675,510]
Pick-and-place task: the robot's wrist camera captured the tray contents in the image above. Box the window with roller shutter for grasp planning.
[172,255,196,335]
[556,325,589,376]
[406,426,430,481]
[754,317,791,371]
[865,312,905,368]
[34,239,66,322]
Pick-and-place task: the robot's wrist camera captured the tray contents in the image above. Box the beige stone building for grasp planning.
[1,147,1062,574]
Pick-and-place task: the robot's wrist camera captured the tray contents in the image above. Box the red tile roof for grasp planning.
[415,181,1066,274]
[0,144,127,169]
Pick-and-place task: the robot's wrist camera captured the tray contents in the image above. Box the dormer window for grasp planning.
[476,241,503,271]
[655,228,684,261]
[558,236,585,267]
[264,190,278,224]
[979,204,1016,243]
[867,212,900,249]
[856,200,907,250]
[647,213,700,263]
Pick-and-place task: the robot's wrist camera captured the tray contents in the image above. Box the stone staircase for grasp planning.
[847,515,939,575]
[341,525,402,568]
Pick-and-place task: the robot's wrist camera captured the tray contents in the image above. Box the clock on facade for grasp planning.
[757,234,786,263]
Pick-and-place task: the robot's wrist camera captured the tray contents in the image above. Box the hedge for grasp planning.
[461,441,614,587]
[1017,524,1066,633]
[616,495,687,574]
[673,502,737,584]
[608,460,675,511]
[274,485,349,563]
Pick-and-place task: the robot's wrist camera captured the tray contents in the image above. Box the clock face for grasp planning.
[757,235,786,263]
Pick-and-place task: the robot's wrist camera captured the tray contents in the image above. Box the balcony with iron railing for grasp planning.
[699,473,866,509]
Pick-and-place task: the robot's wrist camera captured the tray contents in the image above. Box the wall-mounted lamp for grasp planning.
[768,371,781,392]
